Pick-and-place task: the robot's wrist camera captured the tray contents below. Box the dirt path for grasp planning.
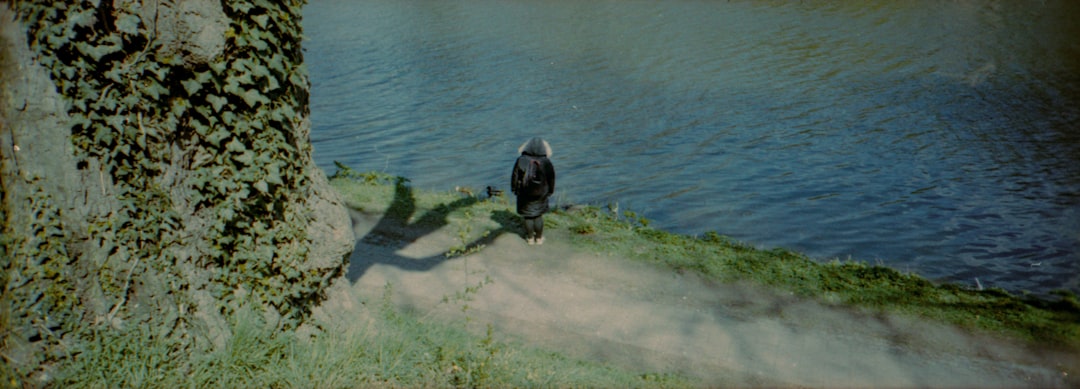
[328,209,1075,387]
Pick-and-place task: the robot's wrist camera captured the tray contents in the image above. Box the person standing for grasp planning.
[511,137,555,245]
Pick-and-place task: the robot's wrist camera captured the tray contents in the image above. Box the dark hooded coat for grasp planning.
[511,137,556,218]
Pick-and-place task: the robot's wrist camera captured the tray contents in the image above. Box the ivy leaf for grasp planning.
[191,148,213,168]
[222,110,237,125]
[235,151,255,165]
[122,93,141,108]
[143,123,161,142]
[223,77,242,96]
[230,56,252,72]
[104,66,124,83]
[115,13,141,35]
[230,2,255,14]
[250,62,271,80]
[265,163,283,186]
[253,14,270,28]
[143,79,168,100]
[226,138,246,153]
[216,178,238,195]
[195,70,214,84]
[267,53,285,74]
[171,98,189,116]
[220,206,235,221]
[232,120,251,136]
[207,128,229,147]
[269,106,285,122]
[104,115,126,131]
[95,90,118,111]
[253,180,269,194]
[46,33,67,50]
[250,37,269,52]
[288,69,308,89]
[75,38,122,62]
[69,114,91,131]
[206,94,228,112]
[241,89,269,108]
[191,119,209,136]
[209,60,228,74]
[182,79,202,95]
[68,8,97,28]
[264,73,280,92]
[227,69,255,89]
[151,66,170,81]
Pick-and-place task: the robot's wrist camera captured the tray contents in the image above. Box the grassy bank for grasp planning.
[43,167,1078,387]
[565,208,1080,347]
[42,166,695,388]
[332,166,1079,350]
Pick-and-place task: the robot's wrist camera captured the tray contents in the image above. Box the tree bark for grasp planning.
[0,1,352,381]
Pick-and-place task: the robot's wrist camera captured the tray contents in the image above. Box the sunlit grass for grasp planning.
[542,193,1080,348]
[331,166,1079,349]
[50,167,1078,387]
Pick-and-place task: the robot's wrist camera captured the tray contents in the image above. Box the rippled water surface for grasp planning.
[304,0,1080,295]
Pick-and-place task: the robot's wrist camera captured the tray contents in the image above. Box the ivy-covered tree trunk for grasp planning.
[0,0,352,382]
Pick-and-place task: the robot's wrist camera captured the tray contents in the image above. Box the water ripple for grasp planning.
[306,0,1080,296]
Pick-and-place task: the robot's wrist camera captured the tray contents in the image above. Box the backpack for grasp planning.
[519,158,546,196]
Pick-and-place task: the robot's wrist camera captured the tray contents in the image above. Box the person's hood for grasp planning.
[518,137,552,157]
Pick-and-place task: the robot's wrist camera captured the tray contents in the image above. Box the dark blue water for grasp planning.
[303,0,1080,295]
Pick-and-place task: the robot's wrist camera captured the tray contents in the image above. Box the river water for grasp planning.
[303,0,1080,296]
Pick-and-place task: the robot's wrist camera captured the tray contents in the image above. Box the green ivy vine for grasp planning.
[11,0,331,336]
[0,176,79,375]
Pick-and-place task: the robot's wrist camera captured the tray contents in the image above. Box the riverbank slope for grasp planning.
[320,168,1078,387]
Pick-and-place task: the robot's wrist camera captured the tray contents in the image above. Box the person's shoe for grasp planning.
[535,237,544,245]
[526,237,536,245]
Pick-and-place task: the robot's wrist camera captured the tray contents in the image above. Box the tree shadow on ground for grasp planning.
[347,177,522,282]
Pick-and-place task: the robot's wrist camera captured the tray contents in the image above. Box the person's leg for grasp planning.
[523,216,537,244]
[534,215,545,245]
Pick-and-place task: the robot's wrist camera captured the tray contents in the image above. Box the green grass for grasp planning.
[542,191,1080,350]
[332,166,1079,349]
[32,167,695,388]
[51,289,691,388]
[41,166,1078,387]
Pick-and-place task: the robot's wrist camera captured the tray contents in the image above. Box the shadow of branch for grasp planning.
[347,179,519,282]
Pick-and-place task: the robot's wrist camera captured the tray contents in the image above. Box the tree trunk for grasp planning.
[0,0,352,381]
